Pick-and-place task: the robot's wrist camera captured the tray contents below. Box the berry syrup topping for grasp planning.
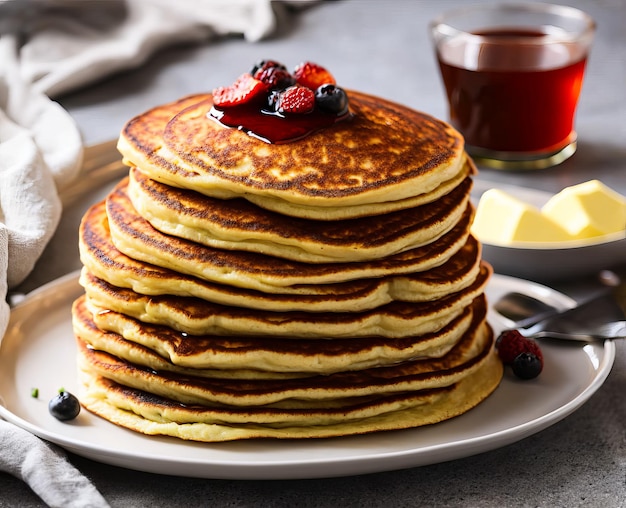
[209,60,351,144]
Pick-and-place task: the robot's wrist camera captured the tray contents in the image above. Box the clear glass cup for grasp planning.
[430,3,595,170]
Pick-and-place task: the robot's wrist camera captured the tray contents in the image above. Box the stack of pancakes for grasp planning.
[72,90,503,442]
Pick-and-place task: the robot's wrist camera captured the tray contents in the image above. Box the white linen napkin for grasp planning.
[0,420,109,507]
[0,32,84,335]
[12,0,282,98]
[0,1,299,506]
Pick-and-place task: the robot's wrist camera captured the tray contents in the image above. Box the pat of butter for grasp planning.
[472,189,573,244]
[541,180,626,239]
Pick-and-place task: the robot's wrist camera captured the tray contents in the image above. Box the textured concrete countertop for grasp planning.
[3,1,625,506]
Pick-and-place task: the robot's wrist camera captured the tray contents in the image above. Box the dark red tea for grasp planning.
[436,28,588,153]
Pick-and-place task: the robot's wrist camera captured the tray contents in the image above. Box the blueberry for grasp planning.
[512,352,543,380]
[315,84,349,115]
[48,390,81,421]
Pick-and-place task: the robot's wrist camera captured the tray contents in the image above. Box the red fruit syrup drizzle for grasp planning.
[208,103,351,144]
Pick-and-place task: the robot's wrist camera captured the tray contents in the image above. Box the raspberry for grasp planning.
[251,59,284,76]
[213,73,268,107]
[496,329,543,365]
[276,85,315,114]
[252,60,295,90]
[293,61,336,90]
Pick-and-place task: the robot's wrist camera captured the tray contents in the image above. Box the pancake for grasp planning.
[73,296,310,380]
[74,294,486,375]
[78,348,502,440]
[106,179,475,292]
[79,368,450,426]
[75,311,493,407]
[72,65,503,443]
[117,92,469,220]
[127,167,473,263]
[79,199,483,312]
[238,155,475,221]
[231,156,475,221]
[76,348,503,441]
[80,263,492,339]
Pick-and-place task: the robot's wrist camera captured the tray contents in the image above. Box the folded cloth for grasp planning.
[0,1,305,506]
[9,0,284,98]
[0,32,84,333]
[0,0,293,326]
[0,420,109,508]
[0,29,96,507]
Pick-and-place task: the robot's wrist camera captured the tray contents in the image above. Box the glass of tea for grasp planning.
[430,3,595,169]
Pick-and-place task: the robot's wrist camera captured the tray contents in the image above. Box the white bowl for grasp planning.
[471,180,626,282]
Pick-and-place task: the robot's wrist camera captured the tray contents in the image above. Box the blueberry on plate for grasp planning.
[512,352,543,380]
[48,390,81,421]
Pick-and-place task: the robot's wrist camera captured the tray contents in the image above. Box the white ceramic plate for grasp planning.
[472,180,626,281]
[0,272,615,480]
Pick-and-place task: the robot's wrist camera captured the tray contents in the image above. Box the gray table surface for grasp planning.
[3,1,625,506]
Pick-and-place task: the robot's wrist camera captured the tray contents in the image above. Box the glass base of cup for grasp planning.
[466,140,577,170]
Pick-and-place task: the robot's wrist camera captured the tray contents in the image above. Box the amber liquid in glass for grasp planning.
[437,29,587,153]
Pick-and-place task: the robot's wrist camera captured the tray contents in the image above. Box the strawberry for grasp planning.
[496,329,543,365]
[212,73,268,107]
[276,85,315,114]
[293,61,336,90]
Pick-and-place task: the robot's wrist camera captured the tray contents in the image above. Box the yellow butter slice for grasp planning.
[472,189,572,244]
[541,180,626,239]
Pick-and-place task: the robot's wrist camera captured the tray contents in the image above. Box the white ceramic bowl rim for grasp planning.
[482,231,626,250]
